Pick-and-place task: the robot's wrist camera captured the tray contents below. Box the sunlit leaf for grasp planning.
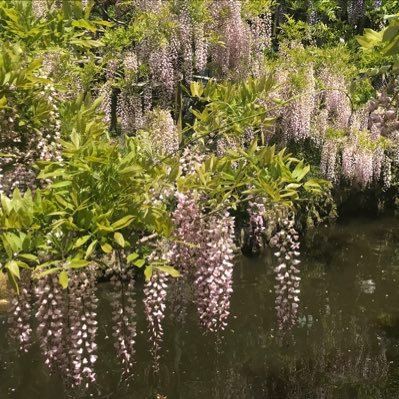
[59,270,69,289]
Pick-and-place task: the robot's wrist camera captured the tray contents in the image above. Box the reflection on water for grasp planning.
[2,215,399,398]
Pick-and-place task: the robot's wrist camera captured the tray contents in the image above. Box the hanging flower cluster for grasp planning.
[341,135,375,188]
[117,88,144,133]
[97,0,275,133]
[108,251,137,377]
[149,46,176,98]
[273,45,322,143]
[168,191,236,333]
[271,51,397,190]
[193,21,208,72]
[35,274,65,369]
[347,0,365,25]
[143,247,169,370]
[178,6,194,82]
[167,191,201,323]
[270,214,301,331]
[210,0,251,78]
[250,13,272,76]
[320,138,338,182]
[31,0,48,19]
[0,82,61,195]
[34,266,98,387]
[320,68,352,130]
[65,268,98,387]
[180,146,206,175]
[247,198,266,251]
[194,211,235,332]
[140,108,179,156]
[368,91,399,141]
[8,273,33,353]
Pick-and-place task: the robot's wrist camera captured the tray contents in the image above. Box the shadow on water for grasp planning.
[2,214,399,398]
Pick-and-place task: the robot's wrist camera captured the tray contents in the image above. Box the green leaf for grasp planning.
[72,19,97,32]
[133,258,145,268]
[71,129,80,148]
[59,271,69,289]
[18,253,39,263]
[38,169,65,179]
[54,195,73,209]
[154,265,180,278]
[292,162,310,181]
[111,215,135,230]
[73,235,91,249]
[383,25,399,42]
[6,260,20,279]
[50,181,72,189]
[96,224,114,233]
[144,265,153,281]
[7,270,19,295]
[114,232,125,248]
[383,36,399,56]
[101,243,113,254]
[66,259,90,269]
[127,252,139,263]
[85,240,97,259]
[0,96,7,108]
[35,267,62,278]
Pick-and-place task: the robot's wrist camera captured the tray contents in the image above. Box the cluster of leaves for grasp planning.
[0,44,53,135]
[0,71,330,289]
[0,94,177,289]
[357,13,399,72]
[179,143,327,211]
[188,76,276,142]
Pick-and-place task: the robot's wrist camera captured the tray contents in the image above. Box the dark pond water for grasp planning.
[2,215,399,398]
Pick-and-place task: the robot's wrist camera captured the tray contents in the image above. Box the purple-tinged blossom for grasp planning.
[194,212,235,333]
[8,273,33,352]
[108,251,137,377]
[270,215,301,331]
[144,266,169,371]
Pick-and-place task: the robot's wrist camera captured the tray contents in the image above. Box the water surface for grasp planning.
[1,215,399,398]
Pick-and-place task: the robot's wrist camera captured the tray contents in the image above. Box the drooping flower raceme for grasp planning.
[34,266,98,387]
[8,272,33,353]
[167,191,202,323]
[193,21,208,72]
[270,215,301,331]
[108,251,137,377]
[194,212,235,332]
[118,88,144,133]
[280,62,315,142]
[140,108,179,156]
[65,267,98,387]
[247,198,266,251]
[35,274,65,369]
[168,191,236,333]
[178,7,194,82]
[320,139,338,183]
[144,266,169,371]
[320,68,352,130]
[210,0,251,78]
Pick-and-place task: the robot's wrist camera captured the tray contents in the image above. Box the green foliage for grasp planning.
[0,95,178,288]
[357,13,399,72]
[188,76,276,141]
[241,0,274,19]
[178,142,328,212]
[0,74,330,288]
[0,0,108,50]
[0,43,53,125]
